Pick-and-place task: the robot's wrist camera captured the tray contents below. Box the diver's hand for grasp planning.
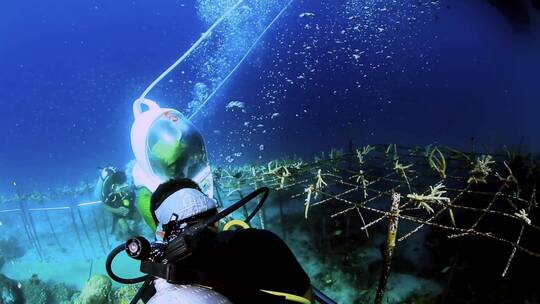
[118,207,129,217]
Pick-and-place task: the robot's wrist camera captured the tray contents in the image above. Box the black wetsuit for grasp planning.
[101,171,136,232]
[180,228,311,304]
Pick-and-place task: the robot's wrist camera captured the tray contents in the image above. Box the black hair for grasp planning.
[150,178,201,225]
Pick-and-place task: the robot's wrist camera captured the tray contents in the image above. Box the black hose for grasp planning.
[130,278,153,304]
[106,243,149,284]
[203,187,269,227]
[245,187,269,223]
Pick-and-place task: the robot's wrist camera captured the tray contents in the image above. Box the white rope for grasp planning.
[0,208,21,214]
[77,200,103,207]
[140,0,245,99]
[188,0,295,120]
[28,206,71,212]
[0,202,103,213]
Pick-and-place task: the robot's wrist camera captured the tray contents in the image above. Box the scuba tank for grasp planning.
[148,279,232,304]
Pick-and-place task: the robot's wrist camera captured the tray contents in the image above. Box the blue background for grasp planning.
[1,0,539,195]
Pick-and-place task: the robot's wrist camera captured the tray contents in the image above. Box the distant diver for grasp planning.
[96,166,140,240]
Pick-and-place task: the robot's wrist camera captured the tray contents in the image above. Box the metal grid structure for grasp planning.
[214,144,539,303]
[1,143,538,302]
[0,198,113,261]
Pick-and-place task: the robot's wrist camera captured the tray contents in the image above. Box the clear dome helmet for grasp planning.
[130,98,214,198]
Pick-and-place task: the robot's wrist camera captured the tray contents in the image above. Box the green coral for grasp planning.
[74,275,111,304]
[21,274,48,304]
[114,284,143,304]
[407,183,451,214]
[426,146,447,179]
[48,282,75,304]
[468,155,495,184]
[12,274,76,304]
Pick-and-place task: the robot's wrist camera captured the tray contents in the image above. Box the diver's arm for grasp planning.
[104,204,129,216]
[136,187,157,231]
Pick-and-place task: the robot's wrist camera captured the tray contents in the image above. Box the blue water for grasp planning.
[0,1,204,192]
[1,1,540,302]
[2,0,539,194]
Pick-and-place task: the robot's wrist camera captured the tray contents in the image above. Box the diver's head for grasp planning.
[146,111,204,180]
[150,178,217,240]
[131,98,211,192]
[100,166,117,181]
[97,167,132,203]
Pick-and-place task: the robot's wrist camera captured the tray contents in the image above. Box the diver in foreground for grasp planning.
[109,178,315,303]
[106,98,335,303]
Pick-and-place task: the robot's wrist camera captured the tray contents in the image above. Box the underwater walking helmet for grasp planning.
[130,98,214,197]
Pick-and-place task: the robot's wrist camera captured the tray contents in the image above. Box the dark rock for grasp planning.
[21,274,48,304]
[0,274,23,304]
[0,238,26,262]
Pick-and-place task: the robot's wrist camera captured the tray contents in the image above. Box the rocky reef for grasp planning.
[114,284,143,304]
[0,271,147,304]
[0,238,26,270]
[0,273,142,304]
[16,273,75,304]
[73,275,111,304]
[0,274,23,304]
[72,275,143,304]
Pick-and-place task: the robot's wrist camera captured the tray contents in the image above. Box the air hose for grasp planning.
[106,243,149,284]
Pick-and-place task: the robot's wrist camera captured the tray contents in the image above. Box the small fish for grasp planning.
[225,101,245,110]
[299,12,315,18]
[270,113,280,119]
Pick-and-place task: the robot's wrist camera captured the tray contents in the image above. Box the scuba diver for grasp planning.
[109,178,315,304]
[96,166,140,240]
[152,178,313,303]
